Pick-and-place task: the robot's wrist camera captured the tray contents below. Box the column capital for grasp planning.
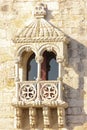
[56,57,64,63]
[15,57,21,64]
[35,56,43,63]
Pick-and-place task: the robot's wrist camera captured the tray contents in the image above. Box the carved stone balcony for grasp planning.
[12,80,68,108]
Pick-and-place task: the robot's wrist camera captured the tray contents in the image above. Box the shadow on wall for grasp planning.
[63,37,87,130]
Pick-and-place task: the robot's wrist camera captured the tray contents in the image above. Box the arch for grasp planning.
[15,45,37,81]
[41,51,58,80]
[39,44,60,57]
[16,45,36,58]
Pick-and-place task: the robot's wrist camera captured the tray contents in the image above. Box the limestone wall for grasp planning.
[0,0,87,130]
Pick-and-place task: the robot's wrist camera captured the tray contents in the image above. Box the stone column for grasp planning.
[43,107,50,128]
[56,58,63,101]
[57,107,65,128]
[15,58,20,81]
[15,58,20,101]
[35,55,43,81]
[29,107,37,128]
[14,107,22,129]
[35,56,43,101]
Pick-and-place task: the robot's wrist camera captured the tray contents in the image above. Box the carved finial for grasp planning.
[34,2,47,19]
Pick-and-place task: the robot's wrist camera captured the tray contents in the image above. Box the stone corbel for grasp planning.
[14,107,22,129]
[43,107,50,128]
[29,107,37,128]
[57,107,66,128]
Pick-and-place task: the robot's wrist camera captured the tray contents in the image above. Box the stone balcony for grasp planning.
[12,80,68,108]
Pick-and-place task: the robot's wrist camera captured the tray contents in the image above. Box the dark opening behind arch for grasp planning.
[27,53,37,80]
[41,51,58,80]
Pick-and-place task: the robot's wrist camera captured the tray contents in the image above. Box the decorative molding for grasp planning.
[13,36,67,43]
[12,99,68,108]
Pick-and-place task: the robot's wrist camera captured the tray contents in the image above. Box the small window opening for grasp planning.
[41,51,58,80]
[27,53,37,80]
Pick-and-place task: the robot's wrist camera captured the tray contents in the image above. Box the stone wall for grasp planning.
[0,0,87,130]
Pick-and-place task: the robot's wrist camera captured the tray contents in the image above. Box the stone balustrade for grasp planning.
[12,80,68,108]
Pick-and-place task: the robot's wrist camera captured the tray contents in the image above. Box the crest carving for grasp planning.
[34,2,47,18]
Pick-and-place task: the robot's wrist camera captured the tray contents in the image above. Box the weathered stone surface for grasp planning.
[0,0,87,130]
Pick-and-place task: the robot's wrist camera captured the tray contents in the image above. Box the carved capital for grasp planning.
[15,57,21,64]
[56,57,64,63]
[35,55,43,63]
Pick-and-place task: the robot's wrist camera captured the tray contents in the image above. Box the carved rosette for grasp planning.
[19,84,37,102]
[40,83,58,101]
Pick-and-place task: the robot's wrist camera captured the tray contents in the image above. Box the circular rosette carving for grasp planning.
[40,83,58,101]
[19,84,36,101]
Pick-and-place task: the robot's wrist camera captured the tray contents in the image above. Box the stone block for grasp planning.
[66,107,83,115]
[67,115,84,124]
[67,99,83,107]
[0,118,14,129]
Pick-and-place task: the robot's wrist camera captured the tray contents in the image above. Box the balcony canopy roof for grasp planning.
[13,2,68,43]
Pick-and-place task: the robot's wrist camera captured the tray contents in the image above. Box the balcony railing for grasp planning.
[18,80,59,101]
[12,80,67,107]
